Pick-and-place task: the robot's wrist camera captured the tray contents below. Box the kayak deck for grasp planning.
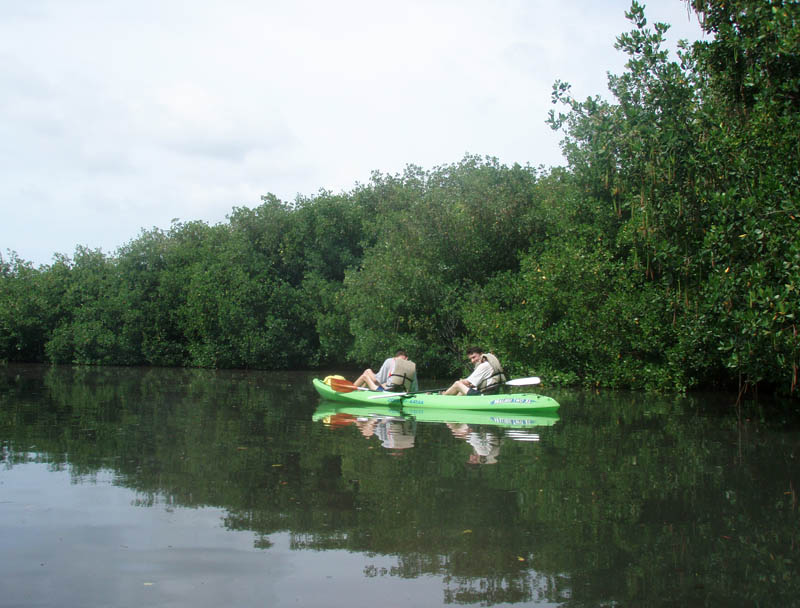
[312,378,560,412]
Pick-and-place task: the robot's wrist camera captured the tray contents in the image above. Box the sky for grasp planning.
[0,1,705,267]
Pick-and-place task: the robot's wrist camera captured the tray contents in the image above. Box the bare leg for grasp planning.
[442,380,469,395]
[353,369,381,390]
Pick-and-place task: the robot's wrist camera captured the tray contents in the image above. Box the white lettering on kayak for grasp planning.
[489,398,540,405]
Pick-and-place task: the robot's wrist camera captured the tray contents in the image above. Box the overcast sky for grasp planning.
[1,1,703,267]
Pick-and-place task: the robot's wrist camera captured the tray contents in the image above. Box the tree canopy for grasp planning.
[1,0,798,399]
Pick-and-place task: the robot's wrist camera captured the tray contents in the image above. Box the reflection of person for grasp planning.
[374,419,415,450]
[356,416,415,449]
[353,350,419,392]
[446,423,470,439]
[355,417,378,438]
[442,347,505,395]
[446,424,501,464]
[466,430,500,465]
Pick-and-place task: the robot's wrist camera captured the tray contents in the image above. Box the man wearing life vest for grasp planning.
[442,346,506,396]
[352,349,419,392]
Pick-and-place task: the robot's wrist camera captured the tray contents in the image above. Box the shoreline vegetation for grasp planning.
[2,1,798,399]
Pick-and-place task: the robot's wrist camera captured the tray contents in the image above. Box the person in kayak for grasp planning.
[442,346,506,395]
[352,350,419,392]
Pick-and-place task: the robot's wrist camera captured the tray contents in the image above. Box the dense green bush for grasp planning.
[1,1,797,398]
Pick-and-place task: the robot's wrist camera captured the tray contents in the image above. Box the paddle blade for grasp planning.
[505,376,541,386]
[329,378,358,392]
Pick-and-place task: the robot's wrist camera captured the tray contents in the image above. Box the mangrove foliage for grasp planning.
[1,1,798,398]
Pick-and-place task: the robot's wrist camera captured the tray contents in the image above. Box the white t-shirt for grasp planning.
[375,357,394,384]
[465,360,493,389]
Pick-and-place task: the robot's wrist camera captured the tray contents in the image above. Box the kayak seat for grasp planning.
[480,374,509,395]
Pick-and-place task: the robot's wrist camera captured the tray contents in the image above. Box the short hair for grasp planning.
[395,349,407,357]
[466,346,484,356]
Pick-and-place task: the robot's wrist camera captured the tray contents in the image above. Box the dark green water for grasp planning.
[1,364,798,607]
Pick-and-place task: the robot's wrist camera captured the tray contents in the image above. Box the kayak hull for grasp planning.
[312,378,560,412]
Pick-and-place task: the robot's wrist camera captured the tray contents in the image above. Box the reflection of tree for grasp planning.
[1,366,798,606]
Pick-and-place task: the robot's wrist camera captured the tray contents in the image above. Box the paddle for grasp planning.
[329,378,370,393]
[368,376,542,399]
[367,386,450,399]
[505,376,541,386]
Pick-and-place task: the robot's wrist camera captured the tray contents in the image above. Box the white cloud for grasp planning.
[0,0,704,266]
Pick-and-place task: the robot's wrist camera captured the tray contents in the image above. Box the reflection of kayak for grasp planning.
[312,378,560,412]
[313,401,559,429]
[402,405,558,428]
[313,401,403,421]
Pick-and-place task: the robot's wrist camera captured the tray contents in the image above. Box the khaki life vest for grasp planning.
[387,358,417,391]
[478,353,506,391]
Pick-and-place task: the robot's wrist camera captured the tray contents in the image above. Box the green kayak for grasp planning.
[312,401,559,429]
[312,378,560,412]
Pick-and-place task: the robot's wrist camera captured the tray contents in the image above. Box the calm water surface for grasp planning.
[1,364,798,607]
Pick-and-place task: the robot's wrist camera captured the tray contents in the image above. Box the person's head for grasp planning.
[394,349,408,359]
[466,346,484,365]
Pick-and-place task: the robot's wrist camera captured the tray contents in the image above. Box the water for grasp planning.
[1,364,797,607]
